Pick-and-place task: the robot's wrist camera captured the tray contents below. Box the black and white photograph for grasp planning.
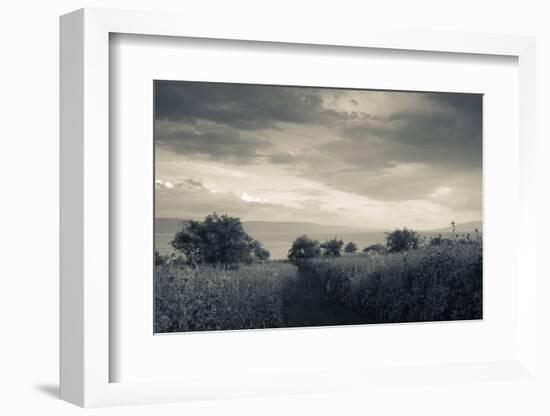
[3,0,546,412]
[154,80,483,333]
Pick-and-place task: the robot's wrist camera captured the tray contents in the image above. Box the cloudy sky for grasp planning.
[154,81,482,230]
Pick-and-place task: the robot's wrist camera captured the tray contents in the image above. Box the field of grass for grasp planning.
[155,260,299,332]
[301,241,482,323]
[155,237,482,332]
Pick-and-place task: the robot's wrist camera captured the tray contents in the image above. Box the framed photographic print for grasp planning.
[60,8,538,408]
[153,80,483,334]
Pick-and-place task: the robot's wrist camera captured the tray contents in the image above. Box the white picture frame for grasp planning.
[60,7,538,407]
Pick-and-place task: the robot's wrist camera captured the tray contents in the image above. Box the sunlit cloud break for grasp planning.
[241,192,270,204]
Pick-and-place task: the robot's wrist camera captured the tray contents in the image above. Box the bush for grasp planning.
[251,240,270,261]
[171,213,269,265]
[429,234,453,246]
[155,250,168,266]
[321,237,344,257]
[288,235,321,263]
[301,242,482,323]
[344,241,358,253]
[385,227,421,252]
[363,243,386,254]
[155,261,298,332]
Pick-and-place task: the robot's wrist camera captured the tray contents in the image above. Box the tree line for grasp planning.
[286,228,421,262]
[164,213,470,267]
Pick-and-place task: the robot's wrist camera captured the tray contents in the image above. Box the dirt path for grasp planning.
[282,267,374,328]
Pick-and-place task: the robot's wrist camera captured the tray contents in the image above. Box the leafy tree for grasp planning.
[344,241,358,253]
[251,239,270,261]
[385,228,421,253]
[288,235,321,262]
[171,213,269,265]
[321,237,344,257]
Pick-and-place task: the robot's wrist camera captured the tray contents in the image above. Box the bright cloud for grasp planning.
[240,192,270,204]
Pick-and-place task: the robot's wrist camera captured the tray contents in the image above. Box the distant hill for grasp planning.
[155,218,384,259]
[155,218,376,236]
[428,221,482,233]
[242,221,376,235]
[156,218,482,236]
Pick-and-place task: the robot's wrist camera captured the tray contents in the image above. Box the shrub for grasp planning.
[321,237,344,257]
[385,227,422,252]
[288,235,321,262]
[363,243,386,254]
[301,241,482,323]
[154,261,298,332]
[252,240,270,261]
[171,213,269,265]
[344,241,358,253]
[429,234,453,246]
[155,250,168,266]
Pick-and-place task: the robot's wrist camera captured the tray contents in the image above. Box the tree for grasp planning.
[344,241,358,253]
[321,237,344,257]
[288,235,321,262]
[251,239,270,261]
[171,213,269,265]
[385,228,421,253]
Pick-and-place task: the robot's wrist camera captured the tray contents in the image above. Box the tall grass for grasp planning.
[301,242,482,323]
[155,261,299,332]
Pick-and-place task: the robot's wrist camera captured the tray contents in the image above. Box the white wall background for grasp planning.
[0,1,548,414]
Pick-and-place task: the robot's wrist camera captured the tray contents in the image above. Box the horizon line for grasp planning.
[156,216,483,232]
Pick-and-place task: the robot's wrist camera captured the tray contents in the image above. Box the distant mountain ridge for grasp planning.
[156,218,483,236]
[243,221,376,235]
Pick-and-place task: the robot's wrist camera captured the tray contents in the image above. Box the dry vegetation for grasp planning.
[155,260,299,332]
[155,214,483,332]
[300,241,482,323]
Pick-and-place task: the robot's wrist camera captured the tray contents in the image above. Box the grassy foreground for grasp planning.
[155,241,482,332]
[301,242,482,323]
[155,261,299,332]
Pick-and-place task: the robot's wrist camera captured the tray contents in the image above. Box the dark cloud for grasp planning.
[155,120,271,163]
[154,81,482,213]
[338,106,482,169]
[155,81,346,131]
[294,92,482,202]
[268,151,297,164]
[426,92,483,114]
[154,81,349,162]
